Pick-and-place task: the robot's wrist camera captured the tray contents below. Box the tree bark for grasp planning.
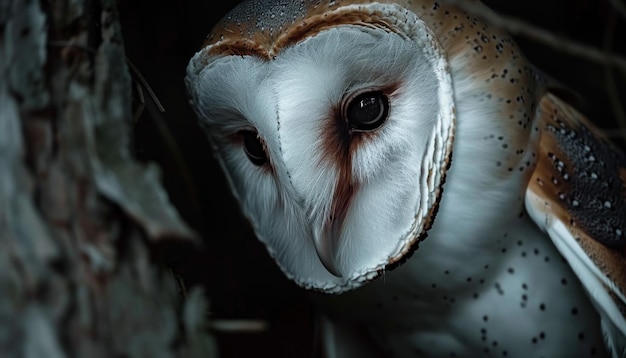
[0,0,215,356]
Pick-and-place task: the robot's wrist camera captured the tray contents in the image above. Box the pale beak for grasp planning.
[312,224,342,277]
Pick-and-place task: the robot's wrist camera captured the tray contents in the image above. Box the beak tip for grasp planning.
[320,257,343,278]
[312,227,343,278]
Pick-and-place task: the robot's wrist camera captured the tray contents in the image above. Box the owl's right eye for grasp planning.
[240,130,268,166]
[345,91,389,131]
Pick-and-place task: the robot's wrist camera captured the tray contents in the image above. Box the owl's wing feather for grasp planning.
[525,92,626,356]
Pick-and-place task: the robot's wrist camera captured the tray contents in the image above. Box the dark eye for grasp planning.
[345,91,389,131]
[240,130,267,166]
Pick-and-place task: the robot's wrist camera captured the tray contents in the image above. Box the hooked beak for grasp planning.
[312,223,343,278]
[308,180,356,278]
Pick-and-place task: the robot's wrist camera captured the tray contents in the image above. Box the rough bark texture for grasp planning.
[0,0,216,356]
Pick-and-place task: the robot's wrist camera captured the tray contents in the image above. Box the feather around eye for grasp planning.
[239,130,268,166]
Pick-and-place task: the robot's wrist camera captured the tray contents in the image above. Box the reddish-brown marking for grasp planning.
[208,10,403,59]
[320,100,359,235]
[273,11,400,55]
[528,93,626,298]
[319,84,401,234]
[208,40,272,59]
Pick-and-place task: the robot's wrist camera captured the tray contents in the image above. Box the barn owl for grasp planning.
[185,0,626,356]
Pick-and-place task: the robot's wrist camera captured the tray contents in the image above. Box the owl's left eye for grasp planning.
[345,91,390,131]
[240,130,267,166]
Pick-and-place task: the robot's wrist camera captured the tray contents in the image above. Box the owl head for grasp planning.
[186,0,455,293]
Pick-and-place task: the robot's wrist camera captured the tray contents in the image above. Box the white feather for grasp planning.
[526,189,626,357]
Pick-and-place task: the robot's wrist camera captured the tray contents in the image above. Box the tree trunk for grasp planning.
[0,0,215,356]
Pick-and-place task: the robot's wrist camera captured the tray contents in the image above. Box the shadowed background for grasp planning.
[118,1,625,356]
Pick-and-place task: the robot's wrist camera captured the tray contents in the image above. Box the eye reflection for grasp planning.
[345,91,389,131]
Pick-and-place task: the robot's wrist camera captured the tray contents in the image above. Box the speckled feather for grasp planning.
[186,0,626,357]
[526,93,626,356]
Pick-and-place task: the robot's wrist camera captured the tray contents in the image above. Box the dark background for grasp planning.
[118,1,625,357]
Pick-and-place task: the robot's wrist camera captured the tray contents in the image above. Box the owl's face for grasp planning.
[186,1,455,293]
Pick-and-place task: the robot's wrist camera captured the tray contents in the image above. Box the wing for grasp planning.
[525,92,626,357]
